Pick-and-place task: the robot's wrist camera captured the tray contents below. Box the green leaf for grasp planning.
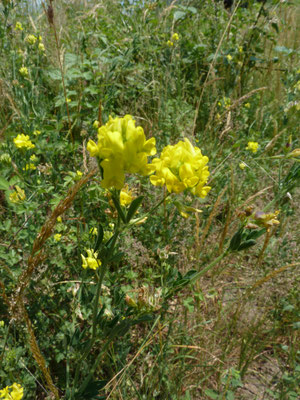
[237,240,257,251]
[126,195,144,223]
[274,46,294,55]
[229,228,243,251]
[174,11,186,21]
[111,194,126,223]
[246,228,265,241]
[76,380,107,400]
[205,389,220,399]
[0,177,10,190]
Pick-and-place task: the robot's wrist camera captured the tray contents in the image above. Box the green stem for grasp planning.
[191,251,228,284]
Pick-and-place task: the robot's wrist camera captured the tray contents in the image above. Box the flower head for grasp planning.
[23,163,36,171]
[13,134,35,149]
[239,162,247,170]
[93,120,100,129]
[89,227,98,236]
[226,54,232,62]
[15,22,23,31]
[150,138,211,198]
[246,141,259,153]
[120,186,133,206]
[19,67,28,77]
[81,249,101,270]
[254,210,280,229]
[9,186,26,204]
[167,40,174,47]
[87,115,156,189]
[38,42,45,52]
[33,130,41,136]
[54,234,62,242]
[172,33,179,41]
[25,34,37,45]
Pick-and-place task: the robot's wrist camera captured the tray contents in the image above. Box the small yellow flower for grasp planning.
[54,233,62,242]
[13,134,35,149]
[0,321,5,327]
[286,148,300,159]
[66,98,71,103]
[237,61,243,67]
[76,170,83,177]
[81,249,101,270]
[90,227,98,236]
[23,163,36,171]
[38,42,45,52]
[172,33,179,41]
[9,186,26,204]
[93,120,100,129]
[246,141,259,153]
[167,40,174,47]
[0,383,23,400]
[19,67,28,77]
[15,22,23,31]
[30,154,38,162]
[25,34,37,45]
[33,130,41,136]
[226,54,232,62]
[254,210,280,229]
[244,103,250,108]
[38,35,43,42]
[239,162,247,170]
[57,216,62,223]
[238,46,243,53]
[120,186,133,206]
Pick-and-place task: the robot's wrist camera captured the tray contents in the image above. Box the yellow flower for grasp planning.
[81,249,101,270]
[172,33,179,41]
[89,227,98,236]
[30,154,38,162]
[66,98,71,103]
[15,22,23,31]
[286,148,300,158]
[0,383,24,400]
[57,216,62,223]
[38,42,45,52]
[244,103,250,108]
[150,138,211,198]
[0,321,4,328]
[13,134,35,149]
[87,115,156,189]
[246,141,259,153]
[33,130,41,136]
[239,162,247,170]
[54,234,62,242]
[25,34,37,45]
[93,120,100,129]
[9,186,26,204]
[19,67,28,77]
[76,170,83,178]
[23,163,36,171]
[120,186,133,206]
[167,40,174,47]
[226,54,232,62]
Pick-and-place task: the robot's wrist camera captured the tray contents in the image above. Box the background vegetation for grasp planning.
[0,0,299,399]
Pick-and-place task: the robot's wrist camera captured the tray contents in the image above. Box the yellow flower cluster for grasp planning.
[150,138,211,198]
[0,383,23,400]
[25,34,37,45]
[254,210,280,229]
[87,115,156,189]
[81,249,101,270]
[120,186,133,206]
[13,134,35,149]
[9,186,26,204]
[19,67,28,77]
[15,22,23,31]
[246,141,259,153]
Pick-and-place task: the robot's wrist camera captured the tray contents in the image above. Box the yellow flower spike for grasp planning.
[150,138,210,198]
[30,154,38,162]
[246,141,259,153]
[19,67,28,77]
[13,134,35,149]
[172,33,179,41]
[9,186,26,204]
[167,40,174,47]
[15,22,23,31]
[87,115,156,189]
[25,34,37,45]
[54,234,62,242]
[81,249,101,270]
